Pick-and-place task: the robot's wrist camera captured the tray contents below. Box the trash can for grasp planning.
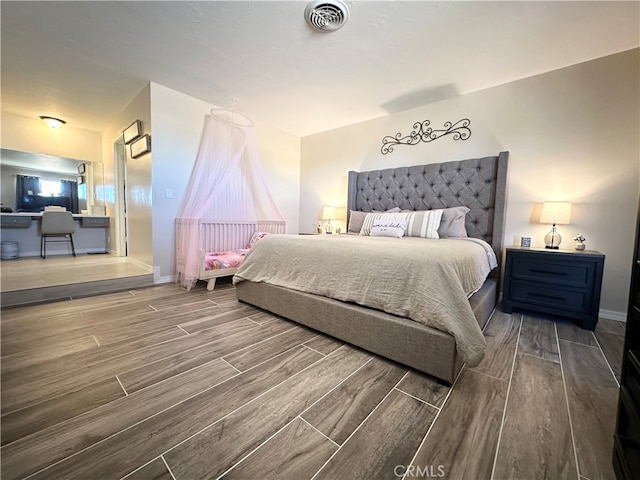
[1,241,19,260]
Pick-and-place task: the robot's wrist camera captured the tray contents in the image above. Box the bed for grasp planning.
[234,152,509,383]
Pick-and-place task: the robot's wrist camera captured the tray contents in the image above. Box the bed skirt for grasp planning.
[235,278,496,384]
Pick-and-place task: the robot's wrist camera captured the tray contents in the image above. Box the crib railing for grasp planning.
[176,218,286,290]
[198,219,286,253]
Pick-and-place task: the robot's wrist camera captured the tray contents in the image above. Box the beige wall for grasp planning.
[150,83,300,281]
[1,111,103,215]
[100,84,153,268]
[1,111,102,162]
[3,50,636,316]
[300,49,640,317]
[2,89,299,283]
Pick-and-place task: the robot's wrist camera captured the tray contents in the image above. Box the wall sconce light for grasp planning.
[322,206,336,234]
[539,201,572,249]
[39,116,66,129]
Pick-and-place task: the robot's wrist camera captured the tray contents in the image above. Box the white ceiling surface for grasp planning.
[2,1,639,137]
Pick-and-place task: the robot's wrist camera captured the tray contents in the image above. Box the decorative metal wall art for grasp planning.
[381,118,471,155]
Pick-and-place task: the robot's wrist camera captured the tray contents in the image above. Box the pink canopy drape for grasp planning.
[175,112,285,289]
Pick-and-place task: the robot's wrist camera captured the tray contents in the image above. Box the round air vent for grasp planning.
[304,0,349,32]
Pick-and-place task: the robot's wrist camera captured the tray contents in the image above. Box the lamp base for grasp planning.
[544,224,562,249]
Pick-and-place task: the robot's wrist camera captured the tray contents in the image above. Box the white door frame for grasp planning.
[114,138,128,257]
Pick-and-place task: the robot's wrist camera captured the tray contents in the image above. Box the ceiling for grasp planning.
[2,1,638,137]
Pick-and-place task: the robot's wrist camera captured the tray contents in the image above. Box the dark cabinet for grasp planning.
[614,198,640,480]
[502,246,605,330]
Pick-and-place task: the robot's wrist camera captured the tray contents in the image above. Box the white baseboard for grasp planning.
[16,249,108,258]
[599,309,627,322]
[156,274,176,284]
[124,256,153,272]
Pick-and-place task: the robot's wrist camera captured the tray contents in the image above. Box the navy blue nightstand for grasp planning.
[502,246,605,330]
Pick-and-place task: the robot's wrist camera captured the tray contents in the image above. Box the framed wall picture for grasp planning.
[130,134,151,158]
[123,120,142,144]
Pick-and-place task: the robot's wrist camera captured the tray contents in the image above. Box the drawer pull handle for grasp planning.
[529,269,568,276]
[527,292,566,301]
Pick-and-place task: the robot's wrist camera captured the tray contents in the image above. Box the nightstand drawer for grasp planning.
[510,256,595,288]
[508,280,591,314]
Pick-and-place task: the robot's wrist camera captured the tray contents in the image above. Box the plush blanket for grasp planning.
[234,234,497,366]
[204,249,248,271]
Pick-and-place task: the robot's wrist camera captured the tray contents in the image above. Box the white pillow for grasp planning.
[405,210,443,239]
[370,218,408,238]
[349,207,402,233]
[359,212,411,236]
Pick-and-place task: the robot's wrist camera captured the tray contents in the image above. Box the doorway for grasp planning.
[114,139,128,256]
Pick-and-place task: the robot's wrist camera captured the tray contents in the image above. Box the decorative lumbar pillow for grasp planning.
[438,206,470,238]
[360,212,411,236]
[247,231,270,248]
[370,218,408,238]
[405,210,444,239]
[349,207,402,233]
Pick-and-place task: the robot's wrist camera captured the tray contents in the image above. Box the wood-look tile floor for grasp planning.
[0,283,623,480]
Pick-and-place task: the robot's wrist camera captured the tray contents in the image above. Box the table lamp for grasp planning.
[322,206,336,234]
[539,201,572,249]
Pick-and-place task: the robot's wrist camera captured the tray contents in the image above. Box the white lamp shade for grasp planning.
[539,202,572,225]
[322,206,336,220]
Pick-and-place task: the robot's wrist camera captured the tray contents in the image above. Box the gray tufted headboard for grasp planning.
[347,151,509,263]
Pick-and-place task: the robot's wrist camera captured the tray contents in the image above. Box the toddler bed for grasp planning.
[178,219,285,290]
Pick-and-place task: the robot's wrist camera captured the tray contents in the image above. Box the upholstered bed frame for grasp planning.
[236,151,509,384]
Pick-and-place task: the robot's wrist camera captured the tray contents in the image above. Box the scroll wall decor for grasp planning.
[381,118,471,155]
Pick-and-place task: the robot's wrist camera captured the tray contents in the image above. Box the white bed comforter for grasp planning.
[233,234,497,366]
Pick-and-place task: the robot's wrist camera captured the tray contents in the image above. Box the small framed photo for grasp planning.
[520,236,532,247]
[130,134,151,158]
[123,120,142,144]
[77,163,86,174]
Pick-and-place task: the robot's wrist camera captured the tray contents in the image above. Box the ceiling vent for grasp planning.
[305,0,349,32]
